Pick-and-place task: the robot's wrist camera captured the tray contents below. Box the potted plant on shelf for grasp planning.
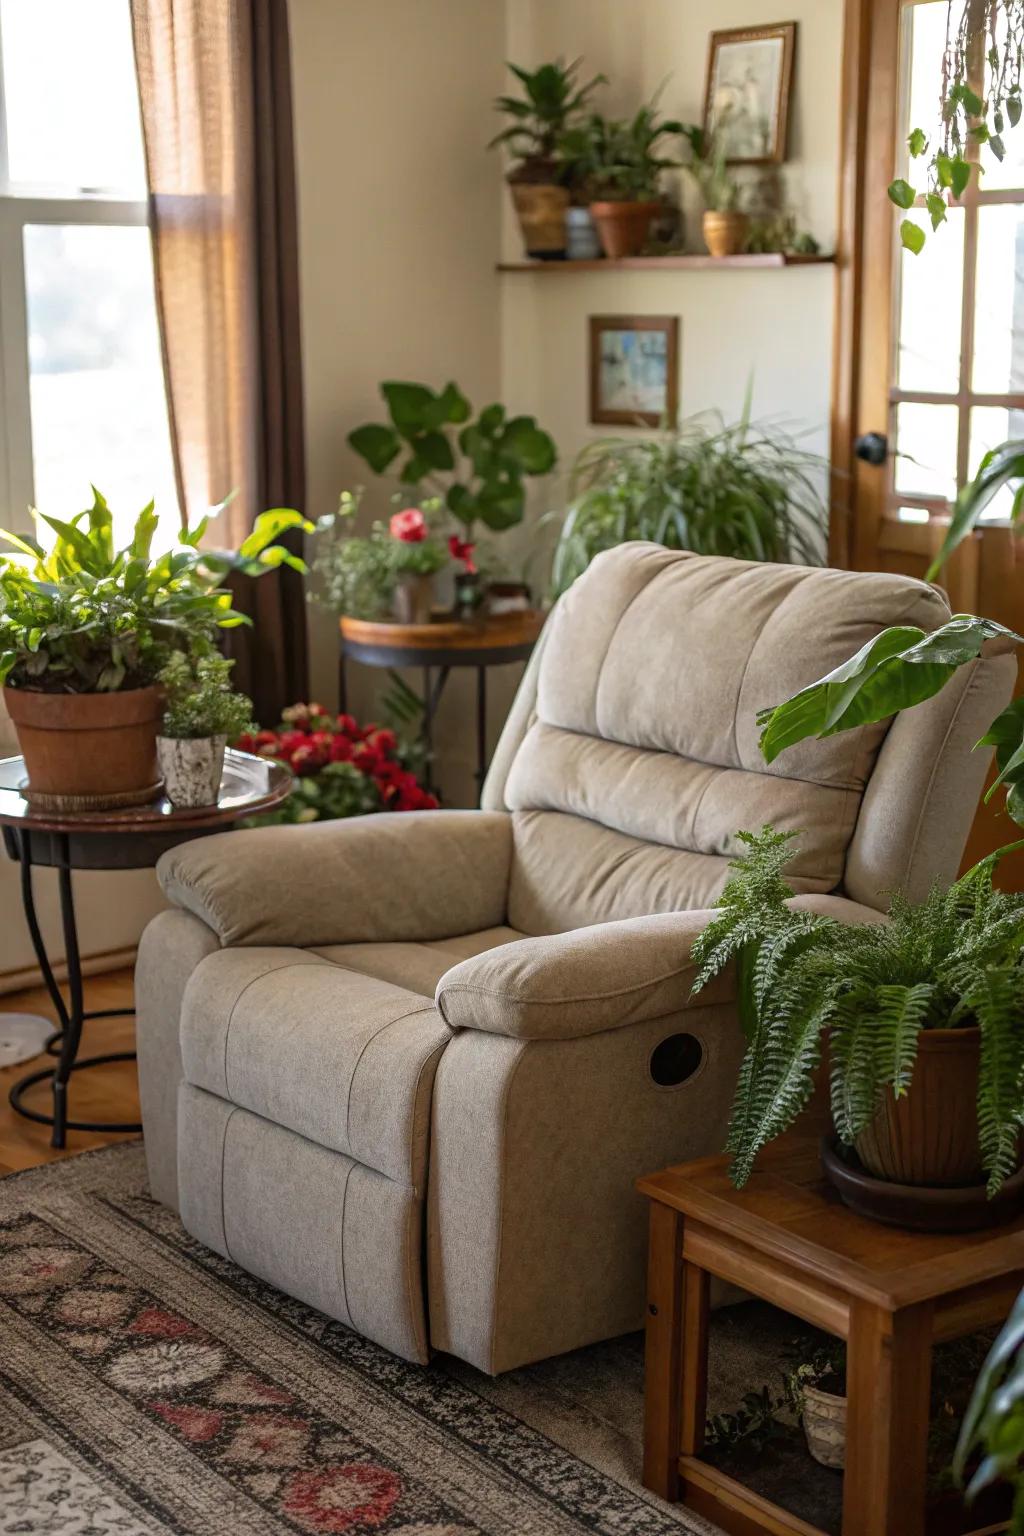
[680,123,747,257]
[560,98,686,259]
[689,607,1024,1228]
[348,379,557,547]
[156,652,254,809]
[490,58,607,260]
[549,401,827,596]
[0,490,311,810]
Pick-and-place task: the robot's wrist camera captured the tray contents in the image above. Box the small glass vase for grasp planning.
[392,574,435,625]
[454,571,486,621]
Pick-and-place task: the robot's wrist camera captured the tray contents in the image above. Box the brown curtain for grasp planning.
[130,0,308,724]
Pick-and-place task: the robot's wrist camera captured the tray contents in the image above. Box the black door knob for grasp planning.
[854,431,888,467]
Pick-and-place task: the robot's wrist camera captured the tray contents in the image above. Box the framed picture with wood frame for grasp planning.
[589,315,679,429]
[703,22,796,166]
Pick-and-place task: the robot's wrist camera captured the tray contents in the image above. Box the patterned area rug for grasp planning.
[0,1145,721,1536]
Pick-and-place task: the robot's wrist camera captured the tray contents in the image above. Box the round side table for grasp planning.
[339,609,545,795]
[0,749,292,1149]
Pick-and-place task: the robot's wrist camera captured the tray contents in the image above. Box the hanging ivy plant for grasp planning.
[888,0,1024,252]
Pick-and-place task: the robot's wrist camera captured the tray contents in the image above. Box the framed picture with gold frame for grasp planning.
[589,315,679,429]
[703,22,796,166]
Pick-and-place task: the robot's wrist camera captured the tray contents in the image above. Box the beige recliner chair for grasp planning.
[136,545,1014,1373]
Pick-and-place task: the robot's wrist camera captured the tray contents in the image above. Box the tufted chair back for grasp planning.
[483,544,1016,934]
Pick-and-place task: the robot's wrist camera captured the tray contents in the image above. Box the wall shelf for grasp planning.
[497,253,835,273]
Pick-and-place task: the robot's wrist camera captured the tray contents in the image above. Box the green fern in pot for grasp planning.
[691,828,1024,1196]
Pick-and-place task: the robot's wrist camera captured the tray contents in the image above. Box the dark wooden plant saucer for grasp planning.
[822,1136,1024,1233]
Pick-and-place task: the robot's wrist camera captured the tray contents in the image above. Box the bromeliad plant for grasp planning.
[0,490,312,692]
[348,382,557,538]
[550,406,827,597]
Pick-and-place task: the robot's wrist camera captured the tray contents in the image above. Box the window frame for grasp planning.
[0,9,156,535]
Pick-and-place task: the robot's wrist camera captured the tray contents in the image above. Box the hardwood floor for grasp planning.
[0,968,137,1173]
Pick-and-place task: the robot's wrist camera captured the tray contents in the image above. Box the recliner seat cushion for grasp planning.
[503,546,950,933]
[180,947,448,1186]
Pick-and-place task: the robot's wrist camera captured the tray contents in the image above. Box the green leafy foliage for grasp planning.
[955,1287,1024,1531]
[550,409,827,597]
[0,490,312,693]
[489,58,607,171]
[559,97,685,202]
[892,2,1023,252]
[755,614,1024,826]
[680,123,741,213]
[348,382,557,535]
[308,490,448,619]
[925,437,1024,579]
[159,652,254,741]
[690,831,1024,1193]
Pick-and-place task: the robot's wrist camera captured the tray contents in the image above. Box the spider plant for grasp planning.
[550,406,827,597]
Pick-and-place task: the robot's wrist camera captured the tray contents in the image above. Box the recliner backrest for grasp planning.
[484,543,1005,934]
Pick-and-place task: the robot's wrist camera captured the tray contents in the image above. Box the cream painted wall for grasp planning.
[289,0,506,806]
[500,0,843,516]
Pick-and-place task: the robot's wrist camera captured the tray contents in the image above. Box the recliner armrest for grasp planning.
[157,810,512,947]
[434,894,884,1041]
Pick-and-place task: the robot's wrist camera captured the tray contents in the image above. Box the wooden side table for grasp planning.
[638,1138,1024,1536]
[338,610,544,795]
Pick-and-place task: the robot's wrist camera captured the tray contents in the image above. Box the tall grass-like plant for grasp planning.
[550,409,827,597]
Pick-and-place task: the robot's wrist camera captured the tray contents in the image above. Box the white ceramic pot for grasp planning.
[801,1381,846,1469]
[157,735,227,809]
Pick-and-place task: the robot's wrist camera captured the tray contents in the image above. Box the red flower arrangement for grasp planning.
[236,703,438,823]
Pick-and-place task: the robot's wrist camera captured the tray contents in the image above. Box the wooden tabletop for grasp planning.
[638,1137,1024,1312]
[340,608,545,654]
[0,750,293,835]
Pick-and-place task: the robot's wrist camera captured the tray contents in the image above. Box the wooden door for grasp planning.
[833,0,1024,881]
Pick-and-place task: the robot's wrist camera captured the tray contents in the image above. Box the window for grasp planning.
[890,0,1024,527]
[0,0,178,546]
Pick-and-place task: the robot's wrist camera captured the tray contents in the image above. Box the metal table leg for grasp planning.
[8,830,138,1149]
[475,665,488,794]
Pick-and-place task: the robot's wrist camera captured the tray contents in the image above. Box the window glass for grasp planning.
[1,0,146,191]
[973,205,1024,394]
[24,224,177,544]
[893,402,960,500]
[897,208,964,393]
[968,405,1024,523]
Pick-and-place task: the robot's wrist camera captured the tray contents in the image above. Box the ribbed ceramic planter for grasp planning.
[5,684,163,810]
[854,1027,984,1187]
[703,210,749,258]
[157,735,226,809]
[590,200,660,259]
[802,1382,846,1469]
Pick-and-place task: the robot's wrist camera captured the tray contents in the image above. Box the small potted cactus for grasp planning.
[157,653,254,808]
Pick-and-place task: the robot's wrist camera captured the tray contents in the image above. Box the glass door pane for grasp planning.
[973,205,1024,393]
[897,208,964,393]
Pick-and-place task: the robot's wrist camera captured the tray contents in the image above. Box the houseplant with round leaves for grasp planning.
[348,380,557,541]
[0,489,312,809]
[490,58,607,259]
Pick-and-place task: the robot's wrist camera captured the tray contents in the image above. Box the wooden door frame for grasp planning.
[829,0,902,571]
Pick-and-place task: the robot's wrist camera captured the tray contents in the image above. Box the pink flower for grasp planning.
[390,508,427,543]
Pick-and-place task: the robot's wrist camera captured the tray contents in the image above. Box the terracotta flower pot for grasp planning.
[589,200,660,259]
[509,180,570,259]
[157,735,226,809]
[703,210,749,258]
[4,684,163,811]
[854,1026,985,1187]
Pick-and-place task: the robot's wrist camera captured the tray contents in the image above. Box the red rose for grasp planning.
[235,731,256,753]
[255,730,278,747]
[390,508,427,543]
[352,743,384,776]
[329,735,354,763]
[448,534,477,574]
[373,759,404,787]
[366,727,397,756]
